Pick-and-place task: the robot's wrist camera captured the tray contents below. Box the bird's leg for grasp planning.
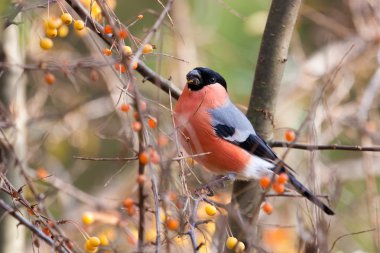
[195,173,236,196]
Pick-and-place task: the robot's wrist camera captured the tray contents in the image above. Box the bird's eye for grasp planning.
[210,77,216,83]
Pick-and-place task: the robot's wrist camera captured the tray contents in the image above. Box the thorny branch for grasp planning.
[0,199,72,253]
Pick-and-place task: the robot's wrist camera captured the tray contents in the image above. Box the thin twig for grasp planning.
[270,142,380,152]
[73,156,138,161]
[329,228,375,252]
[64,0,181,99]
[0,199,72,253]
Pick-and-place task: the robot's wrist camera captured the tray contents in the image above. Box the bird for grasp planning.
[174,67,334,215]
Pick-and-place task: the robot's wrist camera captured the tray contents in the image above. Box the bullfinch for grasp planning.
[174,67,334,215]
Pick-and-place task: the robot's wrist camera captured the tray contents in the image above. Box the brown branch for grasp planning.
[64,0,181,99]
[73,156,138,161]
[229,0,302,250]
[0,199,72,253]
[270,142,380,152]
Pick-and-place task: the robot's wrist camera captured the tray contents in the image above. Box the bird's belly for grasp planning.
[176,111,250,174]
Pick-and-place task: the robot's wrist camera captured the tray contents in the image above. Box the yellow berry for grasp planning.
[45,28,57,38]
[84,240,97,252]
[87,237,100,247]
[235,241,245,253]
[205,204,217,216]
[40,37,53,50]
[226,236,238,250]
[74,20,85,30]
[123,46,132,55]
[61,13,73,25]
[47,17,62,29]
[142,44,153,54]
[58,25,69,37]
[82,212,94,225]
[145,229,156,242]
[98,234,109,246]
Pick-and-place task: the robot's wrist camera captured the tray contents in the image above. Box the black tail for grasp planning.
[288,173,334,215]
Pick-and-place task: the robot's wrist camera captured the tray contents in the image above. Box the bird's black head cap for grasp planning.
[186,67,227,91]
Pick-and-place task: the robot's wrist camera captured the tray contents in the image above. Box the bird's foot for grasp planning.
[195,173,236,196]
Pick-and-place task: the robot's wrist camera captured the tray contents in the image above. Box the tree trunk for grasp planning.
[228,0,302,251]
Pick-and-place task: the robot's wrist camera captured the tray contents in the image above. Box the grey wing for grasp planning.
[209,100,277,160]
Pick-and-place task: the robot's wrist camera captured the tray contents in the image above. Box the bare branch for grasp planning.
[0,199,72,253]
[270,142,380,152]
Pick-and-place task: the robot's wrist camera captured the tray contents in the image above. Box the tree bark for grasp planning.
[229,0,302,251]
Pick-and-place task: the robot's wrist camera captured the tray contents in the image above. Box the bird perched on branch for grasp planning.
[174,67,334,215]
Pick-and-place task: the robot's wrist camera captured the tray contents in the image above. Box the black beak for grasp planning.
[186,69,202,86]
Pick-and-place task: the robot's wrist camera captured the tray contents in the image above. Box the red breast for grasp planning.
[174,84,250,174]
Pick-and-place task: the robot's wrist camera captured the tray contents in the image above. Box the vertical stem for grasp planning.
[229,0,302,249]
[0,13,27,253]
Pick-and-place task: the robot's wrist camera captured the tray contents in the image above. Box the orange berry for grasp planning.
[132,121,142,131]
[118,29,128,39]
[42,227,50,236]
[272,182,285,194]
[123,198,134,208]
[104,24,112,34]
[277,173,289,184]
[36,167,48,179]
[142,44,153,54]
[132,61,138,69]
[139,101,147,111]
[166,218,179,230]
[147,117,157,129]
[168,191,177,202]
[262,202,273,215]
[137,14,143,20]
[157,135,169,147]
[136,174,146,185]
[127,205,136,216]
[139,152,149,165]
[44,72,55,85]
[225,236,238,249]
[40,37,53,50]
[150,150,160,164]
[259,176,271,189]
[285,129,296,142]
[74,20,85,30]
[61,13,73,25]
[103,48,112,56]
[120,103,130,112]
[90,69,99,81]
[133,112,140,120]
[115,63,126,73]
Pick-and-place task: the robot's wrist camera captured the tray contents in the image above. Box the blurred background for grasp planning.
[0,0,380,252]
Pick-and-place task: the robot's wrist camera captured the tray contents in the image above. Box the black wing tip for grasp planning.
[323,206,335,215]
